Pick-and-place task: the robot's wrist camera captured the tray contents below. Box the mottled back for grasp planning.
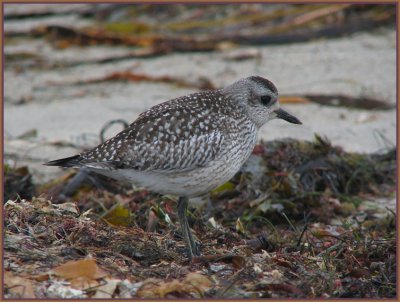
[78,90,247,171]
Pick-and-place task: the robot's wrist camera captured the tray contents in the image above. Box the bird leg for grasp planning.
[177,196,200,260]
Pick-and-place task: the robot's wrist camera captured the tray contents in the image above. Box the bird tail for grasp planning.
[44,155,81,168]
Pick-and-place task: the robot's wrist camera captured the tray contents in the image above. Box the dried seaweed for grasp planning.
[280,95,394,110]
[15,4,395,52]
[4,142,396,299]
[259,135,396,197]
[4,194,396,298]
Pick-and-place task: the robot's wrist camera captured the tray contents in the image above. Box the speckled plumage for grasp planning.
[46,76,302,259]
[84,90,243,172]
[46,76,301,197]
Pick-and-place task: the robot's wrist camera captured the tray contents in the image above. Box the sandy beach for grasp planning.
[5,27,396,183]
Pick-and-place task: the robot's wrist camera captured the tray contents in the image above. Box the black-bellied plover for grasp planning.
[45,76,302,260]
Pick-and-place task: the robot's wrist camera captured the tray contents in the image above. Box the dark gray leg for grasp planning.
[177,197,200,259]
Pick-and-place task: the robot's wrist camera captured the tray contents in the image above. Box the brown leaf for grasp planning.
[183,272,213,296]
[137,272,212,298]
[32,273,49,282]
[4,271,36,298]
[52,259,108,289]
[311,224,344,238]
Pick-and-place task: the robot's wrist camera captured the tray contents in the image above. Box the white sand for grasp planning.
[4,28,396,183]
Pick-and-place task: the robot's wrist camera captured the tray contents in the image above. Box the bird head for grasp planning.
[222,76,302,128]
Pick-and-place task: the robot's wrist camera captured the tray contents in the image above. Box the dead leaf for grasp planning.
[52,259,108,289]
[311,224,344,238]
[183,272,213,296]
[32,273,49,282]
[4,271,36,298]
[137,272,212,298]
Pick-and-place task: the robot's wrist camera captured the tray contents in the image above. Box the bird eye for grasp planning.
[260,95,272,106]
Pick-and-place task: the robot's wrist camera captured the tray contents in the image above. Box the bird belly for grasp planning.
[88,130,258,197]
[86,128,257,197]
[92,163,238,197]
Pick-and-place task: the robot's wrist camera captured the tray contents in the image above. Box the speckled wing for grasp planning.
[79,92,233,172]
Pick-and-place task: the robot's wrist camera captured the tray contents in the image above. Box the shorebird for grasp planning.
[45,76,302,260]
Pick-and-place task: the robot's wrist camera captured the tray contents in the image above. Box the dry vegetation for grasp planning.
[4,137,396,298]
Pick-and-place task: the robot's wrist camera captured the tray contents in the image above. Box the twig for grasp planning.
[296,223,308,247]
[100,119,129,143]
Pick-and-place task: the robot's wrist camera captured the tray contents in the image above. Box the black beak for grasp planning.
[274,108,302,124]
